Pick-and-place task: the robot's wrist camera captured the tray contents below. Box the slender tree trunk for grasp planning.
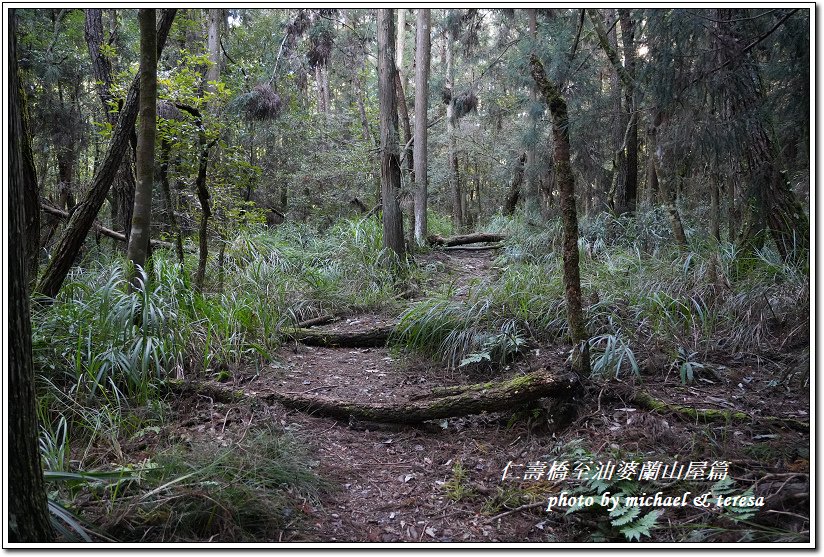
[159,141,185,264]
[619,9,638,212]
[126,8,158,285]
[37,9,177,300]
[445,17,462,229]
[9,8,54,541]
[644,123,659,208]
[206,8,221,92]
[524,9,541,221]
[377,9,405,258]
[85,8,138,242]
[412,8,431,245]
[531,56,590,377]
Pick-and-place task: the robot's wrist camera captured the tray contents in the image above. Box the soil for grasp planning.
[147,249,810,543]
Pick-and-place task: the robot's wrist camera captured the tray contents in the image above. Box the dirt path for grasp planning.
[161,247,810,543]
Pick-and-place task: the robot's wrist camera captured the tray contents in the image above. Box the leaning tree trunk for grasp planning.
[377,9,406,258]
[36,9,177,300]
[126,8,158,286]
[412,8,431,245]
[9,8,54,541]
[531,55,591,377]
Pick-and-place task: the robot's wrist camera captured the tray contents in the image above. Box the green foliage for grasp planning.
[589,330,639,378]
[108,427,325,541]
[443,460,474,501]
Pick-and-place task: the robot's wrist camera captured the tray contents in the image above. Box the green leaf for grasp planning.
[619,509,661,541]
[610,504,641,526]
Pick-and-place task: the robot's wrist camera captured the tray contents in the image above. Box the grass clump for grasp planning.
[98,426,325,542]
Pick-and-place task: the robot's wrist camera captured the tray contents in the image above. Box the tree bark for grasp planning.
[412,8,431,245]
[427,232,507,247]
[287,324,395,348]
[377,9,406,258]
[36,9,177,300]
[530,56,590,377]
[8,9,54,541]
[504,152,527,215]
[85,8,138,242]
[12,11,41,282]
[266,369,579,424]
[445,14,462,229]
[206,8,221,93]
[523,9,542,221]
[619,9,638,213]
[126,8,158,285]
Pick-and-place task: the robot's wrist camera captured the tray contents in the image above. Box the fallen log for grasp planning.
[41,202,177,251]
[633,391,809,432]
[265,369,579,424]
[427,232,507,247]
[442,243,503,251]
[286,323,395,348]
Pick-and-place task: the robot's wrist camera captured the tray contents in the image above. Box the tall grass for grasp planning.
[397,209,809,376]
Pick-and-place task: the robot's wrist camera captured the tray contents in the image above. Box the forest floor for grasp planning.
[140,248,809,543]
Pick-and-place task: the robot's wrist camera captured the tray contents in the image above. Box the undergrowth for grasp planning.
[396,209,809,377]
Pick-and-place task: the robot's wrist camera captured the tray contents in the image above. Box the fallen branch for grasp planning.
[427,232,507,247]
[265,369,579,424]
[633,391,809,431]
[41,202,178,251]
[286,324,395,348]
[294,314,336,329]
[486,501,547,524]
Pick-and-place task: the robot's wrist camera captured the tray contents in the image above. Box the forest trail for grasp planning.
[162,246,810,543]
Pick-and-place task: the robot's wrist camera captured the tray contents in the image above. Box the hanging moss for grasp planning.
[453,91,478,119]
[241,84,282,121]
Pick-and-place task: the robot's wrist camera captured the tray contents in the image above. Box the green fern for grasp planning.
[619,509,661,541]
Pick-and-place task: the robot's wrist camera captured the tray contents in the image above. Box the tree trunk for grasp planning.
[718,9,808,263]
[445,16,462,230]
[158,141,185,263]
[504,152,527,215]
[412,8,431,246]
[428,232,507,247]
[524,9,542,222]
[377,9,406,258]
[644,124,659,208]
[126,8,158,285]
[8,9,54,541]
[12,12,41,282]
[531,56,590,377]
[85,8,139,242]
[618,9,638,213]
[266,369,579,424]
[36,9,177,300]
[288,324,395,348]
[206,8,221,93]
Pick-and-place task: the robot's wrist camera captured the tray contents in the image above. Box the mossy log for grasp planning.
[427,232,507,247]
[633,391,809,432]
[264,369,579,424]
[285,324,395,348]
